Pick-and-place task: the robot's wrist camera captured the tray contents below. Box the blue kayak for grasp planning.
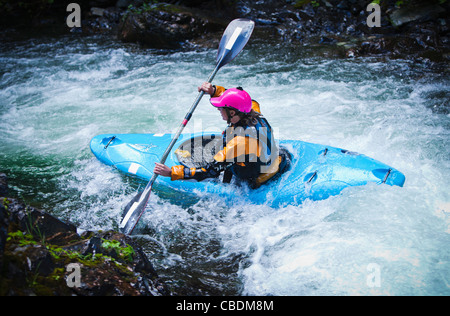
[89,132,405,207]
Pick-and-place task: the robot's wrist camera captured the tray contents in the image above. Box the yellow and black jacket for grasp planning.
[171,86,280,188]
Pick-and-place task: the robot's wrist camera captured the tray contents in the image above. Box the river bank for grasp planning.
[0,174,170,296]
[1,0,449,63]
[0,173,170,295]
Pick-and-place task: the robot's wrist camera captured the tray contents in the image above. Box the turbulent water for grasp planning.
[1,35,449,295]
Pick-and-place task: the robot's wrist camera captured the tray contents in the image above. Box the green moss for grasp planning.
[2,225,140,295]
[2,197,10,210]
[101,238,135,262]
[30,267,73,296]
[294,0,321,9]
[6,230,36,247]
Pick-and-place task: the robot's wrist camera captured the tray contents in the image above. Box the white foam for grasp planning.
[1,38,448,295]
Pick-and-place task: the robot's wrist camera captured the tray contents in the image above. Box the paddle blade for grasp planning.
[119,187,151,235]
[216,18,255,69]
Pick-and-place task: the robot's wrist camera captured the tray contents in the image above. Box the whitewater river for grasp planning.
[0,35,449,295]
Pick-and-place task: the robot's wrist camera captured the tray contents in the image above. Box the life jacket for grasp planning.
[215,114,278,186]
[171,86,286,188]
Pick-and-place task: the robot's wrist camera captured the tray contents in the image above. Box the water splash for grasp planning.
[0,36,448,295]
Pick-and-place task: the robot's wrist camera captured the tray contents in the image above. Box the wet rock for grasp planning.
[116,0,134,9]
[89,0,117,7]
[0,174,170,296]
[107,0,450,61]
[0,173,7,196]
[91,7,106,17]
[390,3,446,27]
[118,4,226,48]
[82,6,123,35]
[2,0,448,62]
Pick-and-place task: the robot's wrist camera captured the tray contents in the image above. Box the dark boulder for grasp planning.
[390,3,446,27]
[0,174,7,197]
[118,4,227,48]
[0,174,170,296]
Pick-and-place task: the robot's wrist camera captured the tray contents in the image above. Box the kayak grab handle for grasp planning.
[104,136,116,149]
[318,148,328,156]
[372,168,395,184]
[382,168,392,184]
[305,171,318,184]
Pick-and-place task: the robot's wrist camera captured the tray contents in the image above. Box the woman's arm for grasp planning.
[154,161,229,181]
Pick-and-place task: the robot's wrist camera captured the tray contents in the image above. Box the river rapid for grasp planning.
[0,35,449,295]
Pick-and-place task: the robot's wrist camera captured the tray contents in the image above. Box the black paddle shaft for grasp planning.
[119,19,255,235]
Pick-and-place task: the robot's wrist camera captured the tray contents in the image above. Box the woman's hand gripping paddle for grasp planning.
[119,19,255,235]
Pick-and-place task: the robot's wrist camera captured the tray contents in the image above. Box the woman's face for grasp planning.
[218,108,228,121]
[218,108,238,123]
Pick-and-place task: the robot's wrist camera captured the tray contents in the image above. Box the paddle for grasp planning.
[119,18,255,235]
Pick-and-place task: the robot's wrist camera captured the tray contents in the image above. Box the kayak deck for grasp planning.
[90,132,405,207]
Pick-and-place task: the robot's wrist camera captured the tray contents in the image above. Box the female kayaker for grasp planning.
[154,82,289,188]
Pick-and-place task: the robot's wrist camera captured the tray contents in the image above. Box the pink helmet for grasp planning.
[210,87,252,113]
